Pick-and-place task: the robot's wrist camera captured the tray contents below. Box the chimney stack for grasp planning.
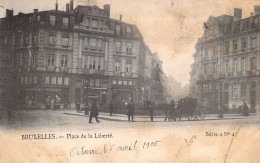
[6,9,14,18]
[234,8,242,21]
[254,5,260,15]
[120,15,122,21]
[33,9,38,13]
[55,0,58,11]
[104,4,110,18]
[70,0,74,11]
[66,3,70,12]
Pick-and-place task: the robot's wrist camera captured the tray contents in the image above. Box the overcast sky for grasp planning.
[1,0,260,86]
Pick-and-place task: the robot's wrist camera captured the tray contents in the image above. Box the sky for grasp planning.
[1,0,260,86]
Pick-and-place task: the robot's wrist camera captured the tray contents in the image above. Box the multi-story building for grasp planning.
[0,0,166,109]
[191,6,260,114]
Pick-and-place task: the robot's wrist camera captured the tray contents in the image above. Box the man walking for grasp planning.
[127,100,135,122]
[89,100,100,123]
[109,100,114,116]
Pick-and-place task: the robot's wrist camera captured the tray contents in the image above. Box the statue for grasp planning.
[153,63,161,83]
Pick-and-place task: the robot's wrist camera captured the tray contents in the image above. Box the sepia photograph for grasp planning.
[0,0,259,162]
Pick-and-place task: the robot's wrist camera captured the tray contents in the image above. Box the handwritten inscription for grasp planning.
[70,140,161,157]
[185,135,196,147]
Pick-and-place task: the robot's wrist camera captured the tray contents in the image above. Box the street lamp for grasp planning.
[84,79,89,115]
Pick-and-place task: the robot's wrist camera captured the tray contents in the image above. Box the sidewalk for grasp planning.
[64,110,260,122]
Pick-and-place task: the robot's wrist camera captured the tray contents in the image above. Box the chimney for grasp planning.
[70,0,74,11]
[33,9,38,13]
[104,4,110,17]
[66,3,70,12]
[234,8,242,21]
[6,9,14,18]
[254,5,260,15]
[55,0,58,11]
[120,14,122,21]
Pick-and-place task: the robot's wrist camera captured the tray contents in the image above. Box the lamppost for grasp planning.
[85,79,89,115]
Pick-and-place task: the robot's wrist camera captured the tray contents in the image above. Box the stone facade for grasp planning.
[0,1,166,109]
[190,7,260,114]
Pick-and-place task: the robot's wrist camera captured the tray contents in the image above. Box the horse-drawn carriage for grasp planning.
[168,97,207,121]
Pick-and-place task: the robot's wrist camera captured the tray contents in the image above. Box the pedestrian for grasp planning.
[147,101,153,121]
[89,100,100,123]
[163,101,169,121]
[76,101,80,113]
[169,100,176,121]
[127,100,135,122]
[109,100,114,116]
[243,100,249,116]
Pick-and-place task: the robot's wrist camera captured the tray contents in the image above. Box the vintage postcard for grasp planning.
[0,0,260,162]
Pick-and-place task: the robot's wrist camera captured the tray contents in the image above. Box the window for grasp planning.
[115,60,120,72]
[90,38,97,49]
[95,79,100,87]
[213,46,218,57]
[90,79,95,86]
[49,34,57,45]
[21,76,24,84]
[241,57,246,72]
[15,34,21,46]
[118,81,122,85]
[251,36,256,49]
[213,63,217,74]
[64,77,69,85]
[115,42,122,52]
[61,36,69,47]
[233,40,238,52]
[204,48,208,58]
[126,63,132,73]
[250,57,256,70]
[224,83,229,90]
[61,55,67,68]
[91,18,98,27]
[58,77,63,85]
[252,17,259,28]
[24,76,29,84]
[129,81,133,86]
[113,80,117,85]
[97,58,103,70]
[51,76,57,85]
[241,37,247,50]
[225,60,229,73]
[84,37,88,48]
[127,26,132,36]
[45,76,50,84]
[47,54,55,66]
[23,35,30,45]
[203,84,209,91]
[225,41,229,54]
[232,82,238,98]
[241,82,246,97]
[123,81,127,85]
[32,34,38,45]
[98,39,102,49]
[33,76,37,84]
[233,58,238,73]
[31,53,37,66]
[116,25,121,35]
[49,15,56,26]
[126,43,132,53]
[89,59,96,69]
[63,17,69,28]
